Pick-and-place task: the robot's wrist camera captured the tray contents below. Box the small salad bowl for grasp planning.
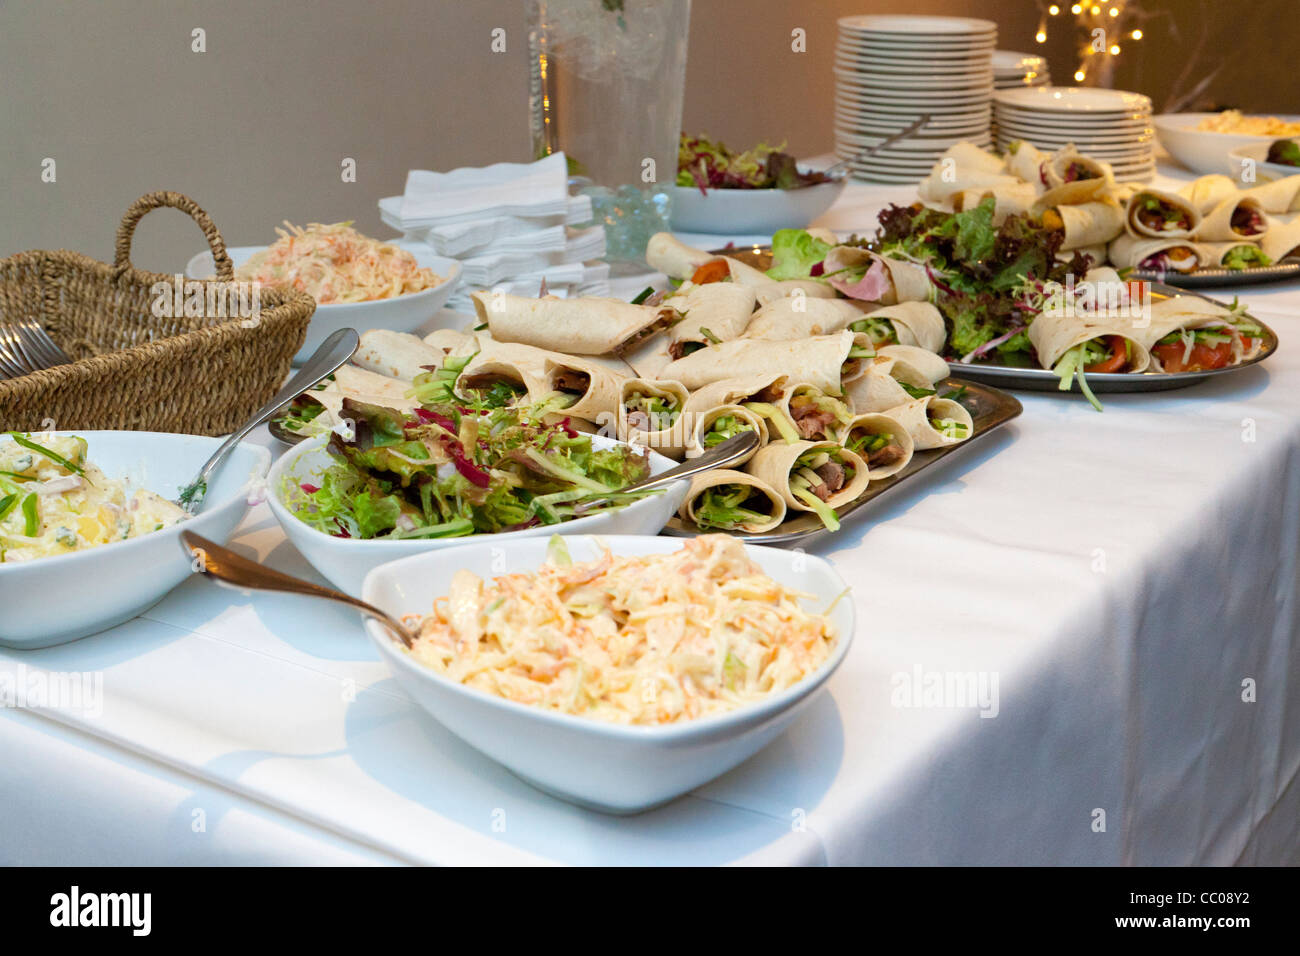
[267,434,689,595]
[669,179,846,235]
[361,534,855,813]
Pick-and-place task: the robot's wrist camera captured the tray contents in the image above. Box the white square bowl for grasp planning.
[0,432,269,648]
[268,435,689,596]
[360,534,854,813]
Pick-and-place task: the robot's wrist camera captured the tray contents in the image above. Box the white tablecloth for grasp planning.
[3,162,1299,866]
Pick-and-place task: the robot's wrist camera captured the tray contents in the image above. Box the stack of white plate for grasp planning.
[834,14,996,184]
[993,86,1156,182]
[993,51,1050,90]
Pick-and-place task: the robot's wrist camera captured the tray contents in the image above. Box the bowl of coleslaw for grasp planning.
[0,431,269,648]
[361,533,854,813]
[186,224,461,364]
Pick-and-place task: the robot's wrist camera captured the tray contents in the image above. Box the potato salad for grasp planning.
[0,433,187,563]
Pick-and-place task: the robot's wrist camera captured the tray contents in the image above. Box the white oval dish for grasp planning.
[186,240,462,364]
[1154,113,1300,176]
[0,431,269,649]
[268,434,688,596]
[361,533,855,813]
[669,179,844,234]
[1227,141,1300,181]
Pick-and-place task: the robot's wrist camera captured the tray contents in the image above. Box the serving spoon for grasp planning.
[619,429,760,493]
[180,529,415,648]
[176,328,361,514]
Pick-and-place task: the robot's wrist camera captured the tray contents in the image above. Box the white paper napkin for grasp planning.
[398,153,571,224]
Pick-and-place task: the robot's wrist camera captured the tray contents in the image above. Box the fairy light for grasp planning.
[1037,0,1147,86]
[1036,30,1047,42]
[1070,3,1081,12]
[1074,69,1086,81]
[1110,43,1121,54]
[1049,4,1060,14]
[1131,28,1143,38]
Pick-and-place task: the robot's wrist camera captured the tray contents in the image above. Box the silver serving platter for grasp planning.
[1130,261,1300,288]
[664,377,1022,545]
[721,247,1279,395]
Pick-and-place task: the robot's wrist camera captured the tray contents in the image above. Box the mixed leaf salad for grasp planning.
[677,133,831,192]
[280,391,655,541]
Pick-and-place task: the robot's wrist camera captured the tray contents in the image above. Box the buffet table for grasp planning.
[3,160,1298,866]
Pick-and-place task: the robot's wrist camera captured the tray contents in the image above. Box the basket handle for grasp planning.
[114,191,234,280]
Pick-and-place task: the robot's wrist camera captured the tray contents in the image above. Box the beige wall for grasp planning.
[1,0,1292,272]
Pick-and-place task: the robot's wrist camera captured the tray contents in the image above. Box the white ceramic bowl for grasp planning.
[1228,141,1300,182]
[186,241,461,364]
[1155,113,1300,176]
[361,534,854,813]
[669,179,845,234]
[268,434,688,596]
[0,432,269,649]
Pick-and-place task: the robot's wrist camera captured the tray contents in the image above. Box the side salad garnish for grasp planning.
[677,133,831,193]
[282,399,655,540]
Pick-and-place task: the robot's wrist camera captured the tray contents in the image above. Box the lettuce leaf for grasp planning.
[766,228,831,280]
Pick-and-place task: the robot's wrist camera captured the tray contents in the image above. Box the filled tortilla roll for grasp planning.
[1042,200,1125,251]
[838,412,915,479]
[1124,189,1201,239]
[1244,175,1300,214]
[328,364,415,401]
[956,182,1040,223]
[1107,234,1206,274]
[752,279,838,307]
[685,404,769,465]
[663,330,872,396]
[355,329,443,381]
[1056,243,1107,266]
[453,356,547,407]
[1198,241,1273,270]
[617,378,689,459]
[422,328,475,355]
[1136,295,1264,372]
[743,296,868,340]
[917,144,1015,204]
[664,281,758,358]
[1044,146,1113,191]
[646,232,714,279]
[882,395,974,450]
[539,356,627,422]
[1179,174,1240,214]
[842,354,931,414]
[821,247,933,304]
[745,440,869,531]
[472,290,676,355]
[677,469,787,534]
[307,389,418,430]
[847,301,946,352]
[1261,216,1300,262]
[1027,309,1152,379]
[1192,196,1270,243]
[683,374,797,445]
[1004,140,1051,187]
[876,344,950,384]
[1037,177,1111,210]
[781,382,855,443]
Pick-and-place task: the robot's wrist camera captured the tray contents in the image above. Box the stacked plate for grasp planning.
[993,51,1050,90]
[994,86,1156,182]
[834,14,996,184]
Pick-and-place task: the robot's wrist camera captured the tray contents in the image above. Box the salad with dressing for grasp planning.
[0,433,187,564]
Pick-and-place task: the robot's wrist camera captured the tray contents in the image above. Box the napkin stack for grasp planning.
[379,152,609,311]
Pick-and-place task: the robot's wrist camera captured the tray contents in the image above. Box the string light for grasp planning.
[1049,4,1060,14]
[1074,69,1086,81]
[1036,30,1047,42]
[1036,0,1146,86]
[1110,43,1121,54]
[1131,28,1143,39]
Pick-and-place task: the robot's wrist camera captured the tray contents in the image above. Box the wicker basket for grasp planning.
[0,191,315,435]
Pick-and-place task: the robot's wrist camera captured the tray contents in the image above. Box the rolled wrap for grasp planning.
[842,354,932,414]
[746,440,870,513]
[1179,174,1239,213]
[876,344,951,384]
[665,281,758,347]
[617,378,690,459]
[1004,140,1051,187]
[662,331,866,396]
[881,396,974,450]
[677,469,787,534]
[1262,217,1300,262]
[355,329,444,381]
[1027,309,1152,373]
[1125,189,1201,240]
[1197,241,1272,268]
[685,404,769,465]
[1050,200,1126,250]
[743,296,868,340]
[839,411,915,480]
[682,373,795,444]
[540,356,627,423]
[646,233,713,279]
[821,247,932,304]
[852,302,947,353]
[472,290,674,355]
[1192,196,1269,243]
[1044,146,1113,191]
[1245,175,1300,214]
[956,181,1040,223]
[330,364,414,400]
[1107,234,1206,273]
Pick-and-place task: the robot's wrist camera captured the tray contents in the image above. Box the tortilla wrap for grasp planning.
[918,168,1022,205]
[311,389,418,426]
[1052,200,1125,250]
[622,334,674,380]
[662,331,863,395]
[1197,241,1270,268]
[752,279,838,307]
[743,296,868,340]
[842,362,914,414]
[956,181,1040,223]
[355,329,444,381]
[876,344,951,384]
[1107,233,1206,273]
[821,247,932,304]
[540,356,627,422]
[1244,175,1300,214]
[329,364,414,400]
[685,404,769,465]
[881,396,974,450]
[1261,216,1300,262]
[1192,196,1270,243]
[1134,295,1235,347]
[665,281,757,345]
[1005,140,1051,186]
[676,469,787,533]
[422,328,475,355]
[745,439,869,513]
[1178,174,1240,214]
[617,378,690,459]
[454,356,549,406]
[781,382,854,442]
[682,373,795,443]
[472,290,673,355]
[1027,309,1153,372]
[1057,243,1107,266]
[858,302,946,352]
[1125,189,1201,240]
[646,233,713,279]
[1044,147,1113,191]
[1037,177,1111,209]
[838,412,915,480]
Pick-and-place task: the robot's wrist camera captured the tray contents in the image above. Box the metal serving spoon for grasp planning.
[620,429,760,493]
[176,328,360,514]
[180,529,415,648]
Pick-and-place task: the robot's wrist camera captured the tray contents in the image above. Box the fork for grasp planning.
[0,319,73,378]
